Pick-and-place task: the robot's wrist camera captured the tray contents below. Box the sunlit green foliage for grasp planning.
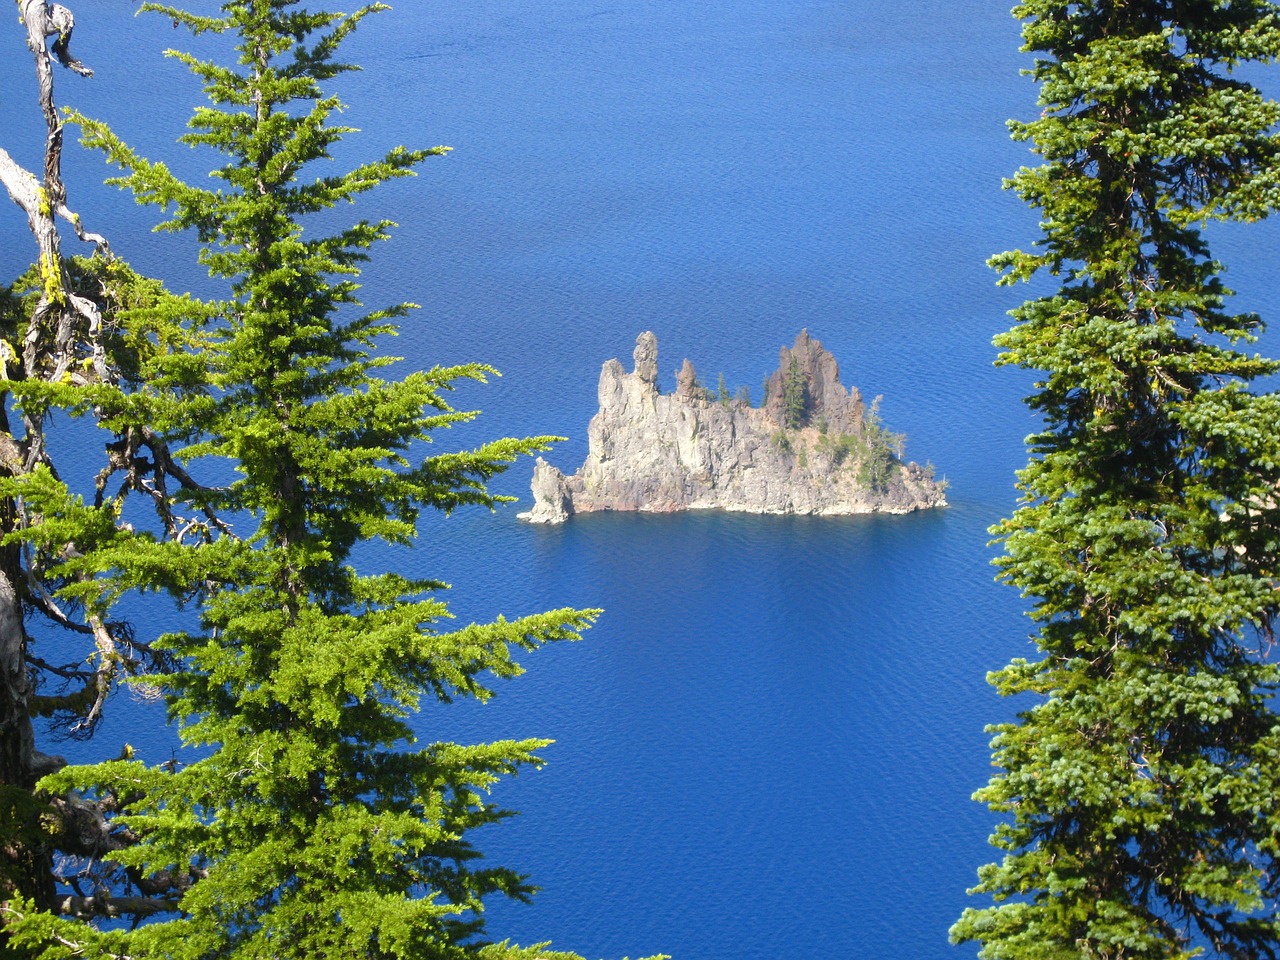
[953,3,1280,958]
[1,3,655,957]
[812,396,902,491]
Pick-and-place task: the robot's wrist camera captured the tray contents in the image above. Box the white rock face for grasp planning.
[518,331,948,523]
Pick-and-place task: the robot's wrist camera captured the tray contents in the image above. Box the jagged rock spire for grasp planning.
[633,331,658,389]
[763,329,864,433]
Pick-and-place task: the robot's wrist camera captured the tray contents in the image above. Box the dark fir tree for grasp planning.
[6,3,656,958]
[782,355,808,429]
[953,2,1280,958]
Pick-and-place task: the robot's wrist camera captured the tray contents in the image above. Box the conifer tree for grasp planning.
[782,355,808,429]
[953,3,1280,958]
[4,3,646,957]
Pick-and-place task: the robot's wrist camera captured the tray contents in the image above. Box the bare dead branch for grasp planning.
[25,652,94,679]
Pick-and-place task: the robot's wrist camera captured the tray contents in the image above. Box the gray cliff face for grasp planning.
[518,332,948,523]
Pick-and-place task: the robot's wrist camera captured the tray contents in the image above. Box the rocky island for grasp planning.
[519,331,947,523]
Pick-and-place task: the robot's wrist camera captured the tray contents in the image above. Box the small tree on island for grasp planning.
[855,397,901,493]
[782,355,808,429]
[4,4,659,959]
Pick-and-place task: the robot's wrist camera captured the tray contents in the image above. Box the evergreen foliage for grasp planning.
[810,396,902,489]
[3,3,646,957]
[853,396,901,493]
[953,2,1280,958]
[782,355,808,429]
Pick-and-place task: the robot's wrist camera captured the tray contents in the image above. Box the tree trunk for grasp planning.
[0,562,58,913]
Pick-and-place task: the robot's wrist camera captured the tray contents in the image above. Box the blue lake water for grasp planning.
[4,2,1280,958]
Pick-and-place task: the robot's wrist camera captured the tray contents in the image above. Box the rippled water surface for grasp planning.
[5,2,1280,958]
